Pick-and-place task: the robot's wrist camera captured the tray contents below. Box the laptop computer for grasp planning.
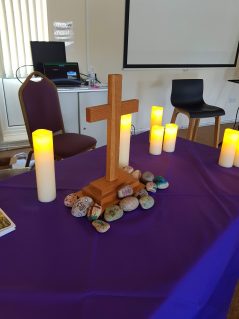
[43,62,82,86]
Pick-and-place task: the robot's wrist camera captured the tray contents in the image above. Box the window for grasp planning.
[0,0,49,78]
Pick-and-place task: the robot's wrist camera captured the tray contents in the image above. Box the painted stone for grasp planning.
[134,188,148,199]
[92,220,110,233]
[139,195,155,209]
[154,176,169,189]
[122,165,134,174]
[131,169,141,180]
[87,203,103,221]
[71,196,94,217]
[104,205,124,222]
[119,196,139,212]
[118,185,134,198]
[141,171,154,184]
[146,181,157,193]
[64,193,80,207]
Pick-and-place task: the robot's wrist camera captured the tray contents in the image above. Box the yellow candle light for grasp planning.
[119,114,132,167]
[149,125,164,155]
[151,106,164,127]
[150,106,164,140]
[32,129,56,202]
[219,129,239,168]
[163,123,178,152]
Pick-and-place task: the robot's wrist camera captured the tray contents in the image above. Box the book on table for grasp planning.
[0,208,16,237]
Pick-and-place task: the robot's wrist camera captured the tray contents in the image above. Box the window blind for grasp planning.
[0,0,49,78]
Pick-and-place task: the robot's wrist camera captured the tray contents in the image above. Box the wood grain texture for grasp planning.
[85,74,139,182]
[75,74,142,209]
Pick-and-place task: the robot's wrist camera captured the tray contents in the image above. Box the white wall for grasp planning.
[1,0,239,143]
[47,0,239,132]
[47,0,88,75]
[85,0,239,131]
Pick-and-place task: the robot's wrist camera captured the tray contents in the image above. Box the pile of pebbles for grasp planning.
[64,166,169,233]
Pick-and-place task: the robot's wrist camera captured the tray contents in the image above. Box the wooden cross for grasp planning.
[86,74,138,181]
[76,74,144,209]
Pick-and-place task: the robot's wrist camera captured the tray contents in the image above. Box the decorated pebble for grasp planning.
[92,220,110,233]
[139,195,155,209]
[71,196,94,217]
[154,176,169,189]
[146,181,157,193]
[134,188,148,199]
[64,193,80,207]
[118,185,134,198]
[122,165,134,174]
[131,169,141,180]
[104,205,124,222]
[119,196,139,212]
[87,203,103,221]
[141,171,154,184]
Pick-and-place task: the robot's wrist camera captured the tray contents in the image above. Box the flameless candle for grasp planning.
[119,114,132,167]
[163,123,178,152]
[149,125,164,155]
[234,133,239,167]
[32,129,56,202]
[219,128,239,168]
[150,106,164,140]
[151,106,164,127]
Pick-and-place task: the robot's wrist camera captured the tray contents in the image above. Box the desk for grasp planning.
[0,79,107,145]
[0,133,239,319]
[57,86,108,147]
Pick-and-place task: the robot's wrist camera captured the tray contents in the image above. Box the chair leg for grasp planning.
[214,116,220,148]
[25,150,33,167]
[192,119,200,141]
[171,109,179,123]
[187,118,196,140]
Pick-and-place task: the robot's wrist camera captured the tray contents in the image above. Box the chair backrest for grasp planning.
[171,79,204,107]
[19,71,65,147]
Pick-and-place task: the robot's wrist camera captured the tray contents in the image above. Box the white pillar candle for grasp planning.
[149,125,164,155]
[163,123,178,152]
[150,106,164,127]
[219,129,239,168]
[234,133,239,167]
[150,106,164,140]
[119,114,132,167]
[32,129,56,202]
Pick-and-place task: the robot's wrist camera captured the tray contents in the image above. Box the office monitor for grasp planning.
[30,41,66,73]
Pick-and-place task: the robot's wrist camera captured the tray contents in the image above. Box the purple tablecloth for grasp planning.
[0,132,239,319]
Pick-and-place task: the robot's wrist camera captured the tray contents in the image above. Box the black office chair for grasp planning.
[170,79,225,148]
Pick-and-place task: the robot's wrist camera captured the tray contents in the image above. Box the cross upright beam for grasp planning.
[76,74,144,210]
[86,74,138,181]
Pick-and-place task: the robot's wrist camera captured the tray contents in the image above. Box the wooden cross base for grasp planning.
[75,169,145,210]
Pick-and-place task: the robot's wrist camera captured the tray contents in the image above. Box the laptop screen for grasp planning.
[30,41,66,74]
[43,62,80,80]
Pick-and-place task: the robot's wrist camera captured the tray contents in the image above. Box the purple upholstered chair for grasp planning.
[19,71,96,167]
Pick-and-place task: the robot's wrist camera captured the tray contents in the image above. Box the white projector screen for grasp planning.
[123,0,239,68]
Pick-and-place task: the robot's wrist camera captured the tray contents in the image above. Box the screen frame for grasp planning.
[30,41,66,72]
[123,0,239,69]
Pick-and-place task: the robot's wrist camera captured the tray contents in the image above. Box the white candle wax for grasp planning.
[234,133,239,167]
[119,114,132,167]
[32,129,56,202]
[219,129,239,168]
[163,123,178,152]
[149,125,164,155]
